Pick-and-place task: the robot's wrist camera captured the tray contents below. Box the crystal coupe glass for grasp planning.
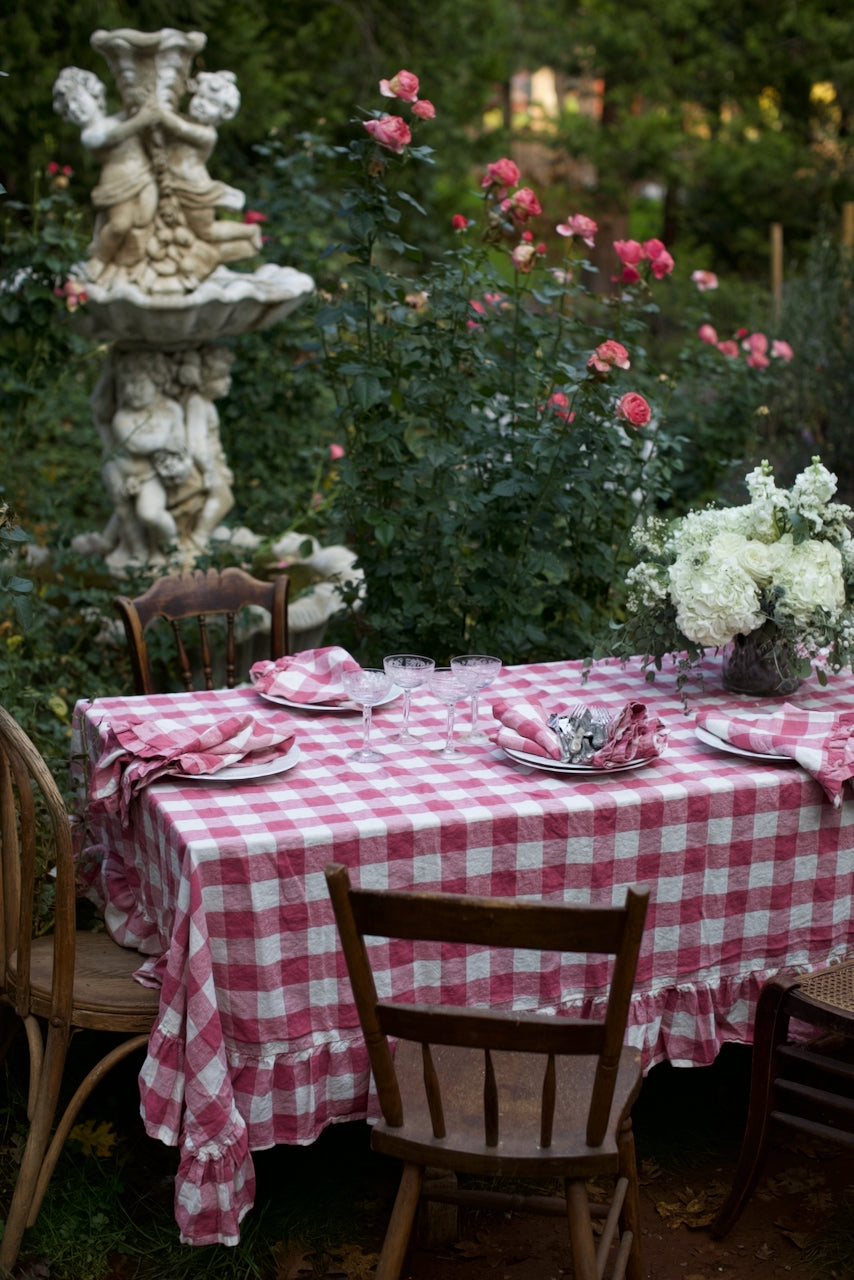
[341,667,393,763]
[450,654,502,745]
[382,653,435,744]
[428,667,471,758]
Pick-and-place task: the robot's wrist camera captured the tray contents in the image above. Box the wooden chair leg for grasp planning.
[618,1119,644,1280]
[711,980,792,1239]
[26,1033,151,1228]
[375,1161,424,1280]
[0,1025,70,1274]
[566,1178,598,1280]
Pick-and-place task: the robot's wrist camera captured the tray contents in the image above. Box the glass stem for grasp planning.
[470,689,480,734]
[445,702,457,751]
[362,704,373,753]
[401,688,412,733]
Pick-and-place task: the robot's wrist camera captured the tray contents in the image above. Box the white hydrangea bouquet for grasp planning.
[615,457,854,691]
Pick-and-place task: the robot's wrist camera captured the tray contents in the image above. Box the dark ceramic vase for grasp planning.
[721,628,801,697]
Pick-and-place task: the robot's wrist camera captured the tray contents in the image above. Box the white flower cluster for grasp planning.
[626,457,852,651]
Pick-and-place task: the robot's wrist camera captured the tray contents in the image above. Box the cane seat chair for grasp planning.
[113,566,290,695]
[325,863,650,1280]
[712,958,854,1239]
[0,705,160,1274]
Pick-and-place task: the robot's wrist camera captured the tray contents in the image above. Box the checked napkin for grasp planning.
[696,704,854,807]
[593,701,668,767]
[250,645,360,705]
[88,713,295,823]
[491,697,562,759]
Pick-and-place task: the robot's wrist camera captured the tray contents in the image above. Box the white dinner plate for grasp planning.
[694,725,792,763]
[171,743,302,782]
[501,746,659,774]
[256,687,401,713]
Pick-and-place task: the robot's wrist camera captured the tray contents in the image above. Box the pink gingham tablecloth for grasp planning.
[72,655,854,1246]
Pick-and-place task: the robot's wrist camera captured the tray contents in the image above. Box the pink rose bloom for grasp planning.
[620,265,641,285]
[642,238,667,261]
[379,70,420,103]
[547,391,575,422]
[470,299,486,316]
[482,158,521,191]
[588,339,631,373]
[691,269,718,291]
[650,249,675,279]
[717,340,739,358]
[452,214,468,231]
[614,239,644,266]
[698,324,718,345]
[501,187,542,222]
[747,351,771,369]
[243,209,267,224]
[550,267,572,284]
[329,443,345,460]
[364,114,412,154]
[512,242,537,273]
[411,98,436,120]
[556,214,598,246]
[617,392,652,428]
[772,339,794,361]
[483,291,508,307]
[742,332,769,358]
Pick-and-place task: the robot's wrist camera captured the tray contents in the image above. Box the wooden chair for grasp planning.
[0,705,160,1274]
[113,565,290,694]
[712,958,854,1239]
[324,863,650,1280]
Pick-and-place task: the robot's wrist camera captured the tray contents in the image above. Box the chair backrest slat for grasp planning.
[114,567,290,695]
[378,1003,605,1055]
[422,1042,445,1138]
[0,707,77,1025]
[326,862,649,1153]
[540,1052,556,1149]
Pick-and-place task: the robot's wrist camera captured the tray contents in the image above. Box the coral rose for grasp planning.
[717,340,739,358]
[452,214,468,231]
[379,70,419,102]
[617,392,652,428]
[547,392,575,422]
[482,158,520,191]
[588,339,630,373]
[614,239,644,265]
[364,114,412,154]
[698,324,718,345]
[650,249,675,278]
[691,269,719,291]
[771,339,794,361]
[411,98,436,119]
[501,187,542,222]
[556,214,598,246]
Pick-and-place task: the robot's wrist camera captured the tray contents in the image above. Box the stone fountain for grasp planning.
[54,27,315,571]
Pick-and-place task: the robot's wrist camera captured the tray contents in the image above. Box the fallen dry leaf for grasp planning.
[325,1244,380,1279]
[754,1242,775,1260]
[761,1168,825,1197]
[778,1230,811,1250]
[270,1240,315,1279]
[639,1157,664,1183]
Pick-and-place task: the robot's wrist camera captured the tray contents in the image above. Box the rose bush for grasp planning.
[311,72,701,663]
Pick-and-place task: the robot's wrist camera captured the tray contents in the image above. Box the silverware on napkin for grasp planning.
[548,705,613,763]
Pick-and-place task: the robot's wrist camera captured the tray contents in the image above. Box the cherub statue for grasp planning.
[146,71,262,264]
[105,351,190,563]
[52,67,159,282]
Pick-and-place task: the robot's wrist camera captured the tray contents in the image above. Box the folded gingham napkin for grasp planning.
[590,701,667,767]
[250,645,360,705]
[696,703,854,806]
[490,698,562,759]
[89,713,295,822]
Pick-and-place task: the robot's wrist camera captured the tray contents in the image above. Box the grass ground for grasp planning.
[2,1035,853,1280]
